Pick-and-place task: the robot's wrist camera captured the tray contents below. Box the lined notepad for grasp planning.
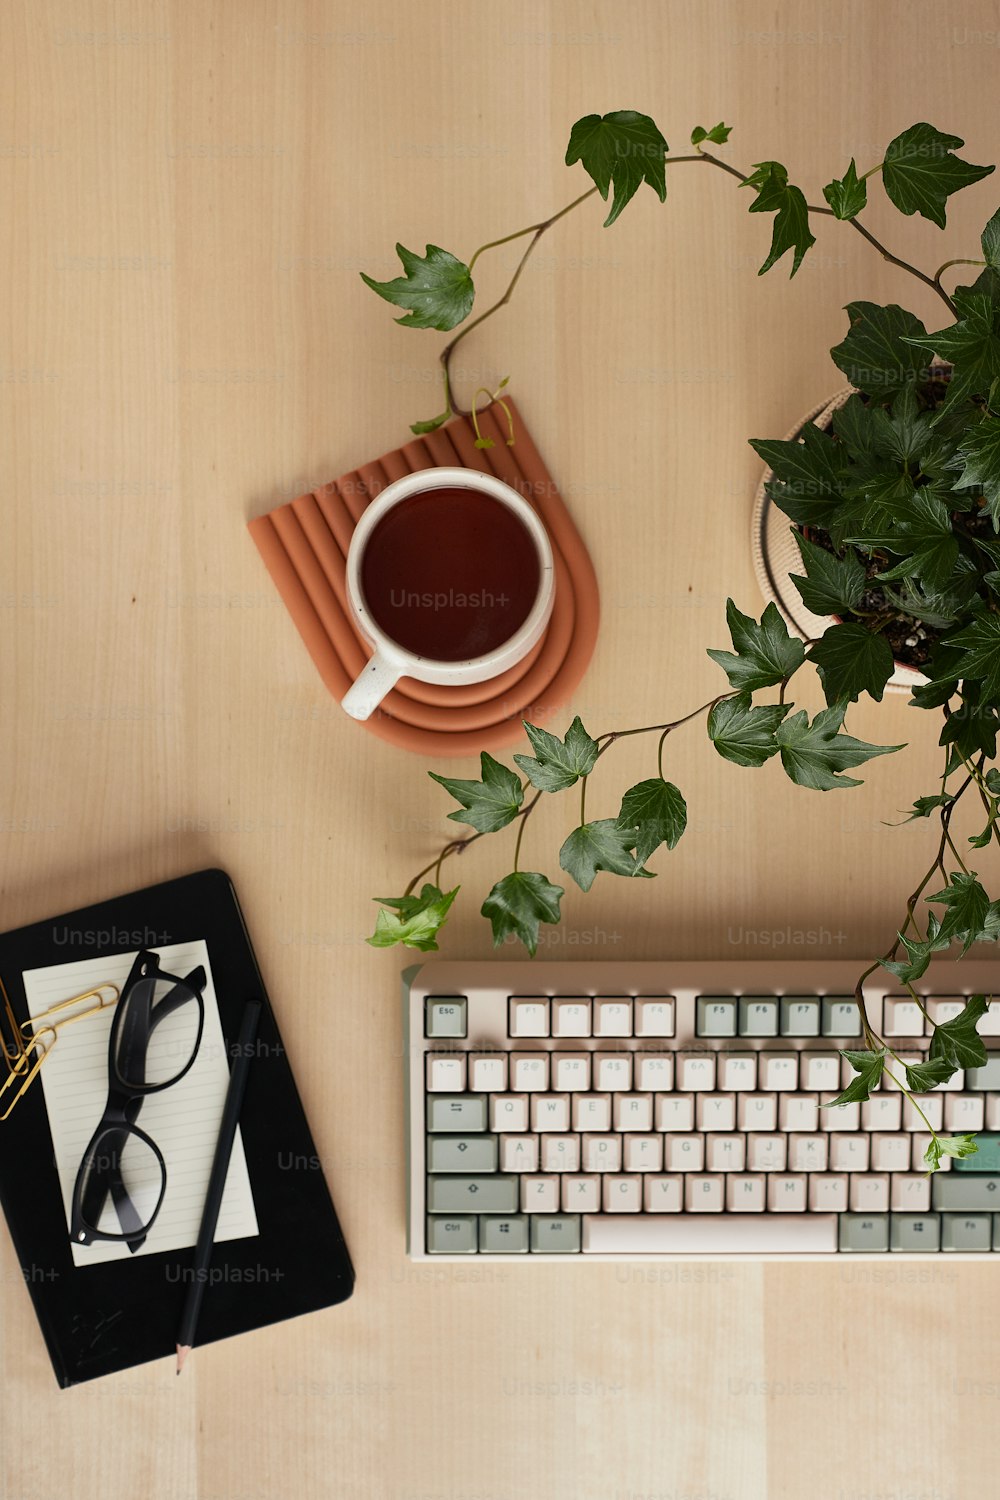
[22,942,259,1267]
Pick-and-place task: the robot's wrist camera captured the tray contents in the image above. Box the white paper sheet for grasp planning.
[22,942,259,1267]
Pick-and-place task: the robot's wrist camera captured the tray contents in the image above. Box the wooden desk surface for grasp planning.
[2,3,998,1495]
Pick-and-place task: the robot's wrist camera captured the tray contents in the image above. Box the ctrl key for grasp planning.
[426,1216,478,1254]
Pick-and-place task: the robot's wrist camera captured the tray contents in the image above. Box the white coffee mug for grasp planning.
[341,467,555,721]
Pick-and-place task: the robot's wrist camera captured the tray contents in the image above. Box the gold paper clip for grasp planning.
[0,977,119,1121]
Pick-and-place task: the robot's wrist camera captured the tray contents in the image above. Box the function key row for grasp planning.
[508,997,675,1039]
[698,996,860,1038]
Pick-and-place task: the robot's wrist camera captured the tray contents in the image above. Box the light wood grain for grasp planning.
[2,2,999,1496]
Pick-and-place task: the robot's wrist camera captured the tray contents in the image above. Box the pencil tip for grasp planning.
[176,1344,191,1375]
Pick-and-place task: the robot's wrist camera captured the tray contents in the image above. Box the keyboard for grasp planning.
[403,960,1000,1260]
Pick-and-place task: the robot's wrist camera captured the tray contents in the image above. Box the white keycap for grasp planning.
[696,1093,736,1131]
[911,1133,951,1171]
[737,1093,777,1131]
[987,1094,1000,1130]
[677,1052,716,1091]
[718,1053,757,1091]
[551,1053,591,1092]
[945,1093,984,1131]
[593,999,633,1037]
[778,1093,820,1131]
[787,1133,828,1172]
[685,1174,724,1212]
[583,1214,837,1253]
[938,1068,966,1094]
[883,997,925,1037]
[656,1094,695,1131]
[902,1092,944,1131]
[551,999,591,1037]
[977,1000,1000,1036]
[634,998,675,1037]
[509,999,549,1037]
[491,1094,529,1132]
[870,1133,911,1171]
[767,1174,807,1212]
[521,1174,560,1212]
[594,1054,632,1091]
[614,1094,653,1131]
[469,1053,507,1092]
[623,1133,663,1172]
[426,1054,466,1092]
[511,1053,549,1092]
[800,1052,841,1092]
[643,1175,683,1213]
[603,1174,643,1212]
[634,1054,673,1092]
[808,1173,849,1211]
[862,1093,902,1130]
[820,1095,860,1131]
[562,1173,601,1212]
[747,1133,787,1171]
[705,1133,746,1171]
[891,1172,931,1211]
[829,1133,870,1171]
[663,1133,704,1171]
[850,1173,890,1211]
[925,997,965,1027]
[531,1094,570,1131]
[500,1134,538,1172]
[582,1133,622,1172]
[725,1174,766,1212]
[758,1052,798,1091]
[573,1094,611,1131]
[541,1133,580,1171]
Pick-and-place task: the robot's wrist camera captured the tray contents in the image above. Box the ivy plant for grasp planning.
[362,112,1000,1170]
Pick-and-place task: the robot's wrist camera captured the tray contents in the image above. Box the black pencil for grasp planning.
[176,997,262,1374]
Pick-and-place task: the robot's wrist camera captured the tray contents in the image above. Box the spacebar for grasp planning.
[583,1214,838,1254]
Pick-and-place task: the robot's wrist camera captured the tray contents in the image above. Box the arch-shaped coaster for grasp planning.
[248,398,601,756]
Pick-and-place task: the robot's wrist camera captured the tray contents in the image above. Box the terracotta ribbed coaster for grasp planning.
[248,399,601,755]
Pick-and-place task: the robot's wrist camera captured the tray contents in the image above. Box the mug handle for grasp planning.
[341,650,403,721]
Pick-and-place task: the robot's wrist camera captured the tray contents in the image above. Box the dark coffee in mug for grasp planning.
[359,486,542,662]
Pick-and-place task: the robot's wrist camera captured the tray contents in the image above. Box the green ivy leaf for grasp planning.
[831,393,880,459]
[691,122,731,146]
[360,244,474,331]
[707,695,789,769]
[939,696,1000,761]
[789,532,867,616]
[367,884,459,952]
[982,207,1000,268]
[924,1134,980,1173]
[429,753,523,833]
[615,779,687,865]
[950,415,1000,528]
[565,110,668,227]
[830,301,930,399]
[904,287,1000,412]
[809,622,895,705]
[882,123,994,229]
[741,160,815,276]
[559,819,640,893]
[905,1055,958,1092]
[481,871,564,957]
[707,599,805,692]
[862,491,960,596]
[822,1048,886,1108]
[823,159,867,220]
[926,876,993,955]
[929,994,990,1070]
[751,423,844,526]
[513,716,599,793]
[775,702,902,790]
[871,386,935,464]
[880,916,951,983]
[943,609,1000,702]
[893,793,952,823]
[410,410,451,436]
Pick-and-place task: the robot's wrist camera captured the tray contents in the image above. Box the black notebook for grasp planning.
[0,868,354,1386]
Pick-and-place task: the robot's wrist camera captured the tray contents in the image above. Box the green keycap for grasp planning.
[529,1214,582,1253]
[932,1175,1000,1211]
[941,1212,993,1251]
[890,1213,941,1252]
[426,1215,478,1254]
[427,1174,519,1214]
[823,997,862,1037]
[966,1055,1000,1091]
[838,1213,889,1252]
[425,997,467,1038]
[780,996,821,1037]
[427,1134,498,1173]
[426,1095,487,1133]
[739,996,779,1037]
[696,997,737,1037]
[955,1133,1000,1173]
[479,1215,530,1253]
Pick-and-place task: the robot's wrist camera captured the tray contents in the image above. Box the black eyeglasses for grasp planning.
[71,949,206,1253]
